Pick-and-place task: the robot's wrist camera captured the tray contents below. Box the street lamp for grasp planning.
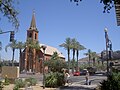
[104,28,109,75]
[41,45,47,89]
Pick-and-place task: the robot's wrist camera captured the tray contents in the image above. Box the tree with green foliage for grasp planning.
[99,72,120,90]
[59,37,72,73]
[5,40,18,66]
[70,0,119,13]
[44,52,67,88]
[45,72,64,88]
[91,51,98,67]
[71,38,77,73]
[60,38,86,72]
[16,41,25,61]
[0,0,19,30]
[25,38,40,71]
[84,49,98,67]
[16,41,25,71]
[25,38,40,50]
[45,52,67,72]
[75,41,86,71]
[84,49,92,67]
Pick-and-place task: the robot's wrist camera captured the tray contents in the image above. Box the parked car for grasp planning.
[80,69,87,75]
[73,71,80,76]
[87,67,97,75]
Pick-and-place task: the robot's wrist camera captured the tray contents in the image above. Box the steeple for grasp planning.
[29,11,37,30]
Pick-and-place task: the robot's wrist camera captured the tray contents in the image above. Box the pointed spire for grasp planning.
[29,10,37,30]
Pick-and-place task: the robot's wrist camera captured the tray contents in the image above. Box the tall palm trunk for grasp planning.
[29,48,32,72]
[68,48,70,73]
[12,48,15,66]
[93,57,95,66]
[72,49,75,73]
[98,60,100,65]
[102,60,104,66]
[88,54,91,67]
[76,50,79,71]
[19,49,22,72]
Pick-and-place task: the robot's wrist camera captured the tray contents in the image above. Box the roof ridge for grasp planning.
[40,43,65,58]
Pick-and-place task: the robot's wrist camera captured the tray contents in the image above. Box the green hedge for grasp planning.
[45,72,64,88]
[25,77,37,86]
[13,78,37,90]
[99,72,120,90]
[14,79,26,89]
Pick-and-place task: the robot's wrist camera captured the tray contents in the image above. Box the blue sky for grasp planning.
[0,0,120,61]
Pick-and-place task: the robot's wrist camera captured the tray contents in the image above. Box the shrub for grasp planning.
[13,85,19,90]
[3,76,9,85]
[45,72,64,88]
[14,79,26,89]
[25,77,37,86]
[99,72,120,90]
[0,81,3,90]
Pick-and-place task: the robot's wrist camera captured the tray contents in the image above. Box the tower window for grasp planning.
[29,33,32,38]
[35,33,37,39]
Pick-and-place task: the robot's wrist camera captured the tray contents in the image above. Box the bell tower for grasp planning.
[27,11,39,41]
[24,11,39,72]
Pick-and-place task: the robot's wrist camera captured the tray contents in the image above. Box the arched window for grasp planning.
[35,33,37,39]
[29,33,32,38]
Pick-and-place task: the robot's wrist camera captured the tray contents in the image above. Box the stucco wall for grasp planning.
[1,66,19,79]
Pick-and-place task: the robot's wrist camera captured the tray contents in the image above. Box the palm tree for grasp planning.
[5,40,17,66]
[25,38,40,50]
[71,38,77,73]
[59,37,72,73]
[45,52,67,72]
[16,41,25,71]
[101,50,106,66]
[17,41,25,59]
[25,38,40,71]
[76,42,86,71]
[50,51,60,61]
[91,52,97,67]
[84,49,92,67]
[85,49,98,67]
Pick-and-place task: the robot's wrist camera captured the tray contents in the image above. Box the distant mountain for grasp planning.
[101,50,120,60]
[112,50,120,60]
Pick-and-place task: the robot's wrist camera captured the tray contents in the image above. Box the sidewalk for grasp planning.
[2,83,57,90]
[3,84,57,90]
[3,83,97,90]
[2,78,98,90]
[57,79,98,90]
[70,84,97,90]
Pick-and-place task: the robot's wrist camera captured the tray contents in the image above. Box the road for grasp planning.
[70,74,107,85]
[59,74,107,90]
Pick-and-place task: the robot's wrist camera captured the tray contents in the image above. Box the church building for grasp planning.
[20,12,65,73]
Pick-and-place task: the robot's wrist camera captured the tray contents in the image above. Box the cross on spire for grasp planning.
[29,10,37,30]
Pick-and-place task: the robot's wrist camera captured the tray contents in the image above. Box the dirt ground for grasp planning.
[3,84,57,90]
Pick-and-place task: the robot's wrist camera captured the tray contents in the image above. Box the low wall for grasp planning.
[1,66,19,79]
